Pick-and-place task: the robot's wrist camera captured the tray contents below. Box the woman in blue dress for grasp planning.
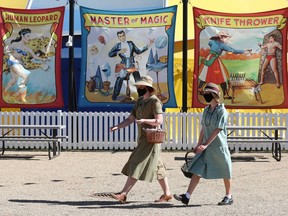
[174,83,233,206]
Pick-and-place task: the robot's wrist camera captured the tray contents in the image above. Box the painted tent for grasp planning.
[1,0,287,112]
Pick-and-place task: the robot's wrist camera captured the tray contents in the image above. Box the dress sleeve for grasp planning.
[201,106,209,126]
[152,98,163,115]
[221,43,244,54]
[215,109,228,130]
[131,99,140,118]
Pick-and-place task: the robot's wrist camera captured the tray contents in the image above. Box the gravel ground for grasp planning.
[1,150,287,216]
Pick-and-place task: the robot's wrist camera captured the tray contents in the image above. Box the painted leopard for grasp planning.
[3,36,55,72]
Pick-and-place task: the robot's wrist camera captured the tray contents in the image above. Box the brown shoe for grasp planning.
[155,194,173,202]
[111,192,127,204]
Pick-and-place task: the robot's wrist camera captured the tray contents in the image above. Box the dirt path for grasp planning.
[1,151,287,216]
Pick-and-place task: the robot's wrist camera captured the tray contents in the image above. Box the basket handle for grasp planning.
[143,125,163,131]
[156,125,163,131]
[154,119,162,131]
[184,151,194,163]
[140,118,163,131]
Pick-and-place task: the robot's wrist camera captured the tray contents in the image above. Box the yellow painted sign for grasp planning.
[196,15,286,29]
[167,0,288,41]
[83,13,175,28]
[2,11,62,24]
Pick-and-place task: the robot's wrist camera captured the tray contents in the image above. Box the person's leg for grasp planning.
[218,178,233,205]
[112,77,123,100]
[174,174,201,205]
[132,71,141,82]
[11,64,29,80]
[16,68,30,103]
[121,176,137,195]
[220,82,232,99]
[223,178,232,196]
[111,176,137,203]
[187,174,201,195]
[155,177,172,202]
[4,71,18,92]
[158,177,171,196]
[18,87,27,103]
[198,80,206,94]
[155,159,172,202]
[270,58,280,88]
[259,59,269,85]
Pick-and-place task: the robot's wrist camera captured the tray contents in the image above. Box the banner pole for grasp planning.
[182,0,188,113]
[68,0,76,112]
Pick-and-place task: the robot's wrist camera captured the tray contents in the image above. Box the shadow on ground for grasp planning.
[9,199,201,209]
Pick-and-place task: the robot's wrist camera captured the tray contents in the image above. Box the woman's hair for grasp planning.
[147,86,154,93]
[210,36,221,40]
[11,28,31,44]
[210,35,231,41]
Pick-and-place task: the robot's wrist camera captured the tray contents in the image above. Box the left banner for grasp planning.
[0,7,64,108]
[78,6,177,109]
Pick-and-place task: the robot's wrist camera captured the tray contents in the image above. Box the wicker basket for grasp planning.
[143,127,166,144]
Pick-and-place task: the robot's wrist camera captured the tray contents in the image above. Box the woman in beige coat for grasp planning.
[109,75,172,203]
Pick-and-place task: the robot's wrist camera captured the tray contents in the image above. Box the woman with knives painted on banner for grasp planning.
[197,30,252,100]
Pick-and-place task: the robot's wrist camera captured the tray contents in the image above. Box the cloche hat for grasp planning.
[203,83,220,97]
[134,75,154,89]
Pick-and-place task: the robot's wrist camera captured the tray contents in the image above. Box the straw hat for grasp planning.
[134,75,154,89]
[203,83,220,97]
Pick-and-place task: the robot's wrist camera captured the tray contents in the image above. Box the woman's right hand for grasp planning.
[135,119,145,125]
[194,144,207,154]
[110,126,118,132]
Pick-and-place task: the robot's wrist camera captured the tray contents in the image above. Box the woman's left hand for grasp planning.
[194,144,207,154]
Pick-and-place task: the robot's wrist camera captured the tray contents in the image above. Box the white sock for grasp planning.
[226,194,232,199]
[185,192,191,199]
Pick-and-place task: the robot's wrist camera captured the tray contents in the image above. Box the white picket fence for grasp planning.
[1,111,288,151]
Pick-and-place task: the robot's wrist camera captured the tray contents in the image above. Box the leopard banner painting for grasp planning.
[0,7,65,108]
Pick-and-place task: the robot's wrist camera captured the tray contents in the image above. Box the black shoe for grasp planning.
[223,95,232,100]
[218,196,233,205]
[111,90,118,101]
[173,194,189,205]
[111,94,117,101]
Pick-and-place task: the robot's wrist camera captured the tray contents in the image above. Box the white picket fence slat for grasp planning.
[0,111,288,152]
